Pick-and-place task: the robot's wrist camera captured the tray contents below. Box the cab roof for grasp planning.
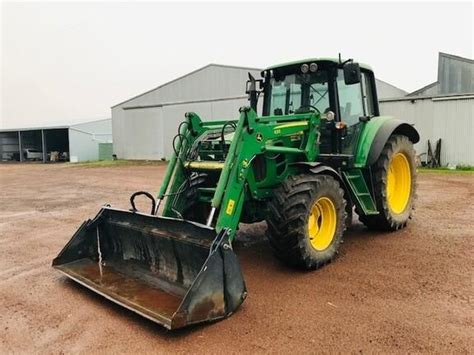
[265,57,373,72]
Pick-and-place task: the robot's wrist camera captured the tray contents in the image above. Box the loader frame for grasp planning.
[156,106,391,242]
[158,108,321,240]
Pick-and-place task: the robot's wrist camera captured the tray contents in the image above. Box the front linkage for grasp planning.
[157,106,321,241]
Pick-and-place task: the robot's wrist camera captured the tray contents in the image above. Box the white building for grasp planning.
[380,52,474,166]
[112,64,261,160]
[0,118,112,163]
[112,63,406,160]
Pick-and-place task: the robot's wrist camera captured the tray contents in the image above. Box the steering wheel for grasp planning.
[295,105,321,114]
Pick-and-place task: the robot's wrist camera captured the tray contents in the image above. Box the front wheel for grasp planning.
[266,174,347,270]
[359,134,416,230]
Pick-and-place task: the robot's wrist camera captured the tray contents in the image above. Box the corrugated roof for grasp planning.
[380,92,474,102]
[439,52,474,64]
[375,77,408,94]
[407,81,438,97]
[110,61,409,110]
[408,52,473,97]
[0,118,111,133]
[0,125,69,133]
[111,64,262,109]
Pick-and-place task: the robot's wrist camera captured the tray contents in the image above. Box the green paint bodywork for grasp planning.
[158,108,321,240]
[156,106,401,241]
[154,57,412,242]
[354,116,394,167]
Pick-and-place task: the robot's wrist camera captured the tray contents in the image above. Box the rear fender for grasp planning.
[355,117,420,167]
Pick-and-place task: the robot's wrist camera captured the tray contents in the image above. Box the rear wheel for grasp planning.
[266,174,347,269]
[359,134,416,230]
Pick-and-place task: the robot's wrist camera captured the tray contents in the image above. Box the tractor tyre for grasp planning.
[266,174,347,270]
[181,173,211,224]
[359,134,416,231]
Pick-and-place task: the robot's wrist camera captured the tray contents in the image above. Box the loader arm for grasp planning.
[158,107,321,241]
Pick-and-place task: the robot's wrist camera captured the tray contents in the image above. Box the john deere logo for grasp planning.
[256,133,263,142]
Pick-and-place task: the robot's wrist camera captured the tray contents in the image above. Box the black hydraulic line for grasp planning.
[129,191,156,215]
[220,121,237,158]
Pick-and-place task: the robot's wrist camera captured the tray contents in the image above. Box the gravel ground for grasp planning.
[1,163,473,353]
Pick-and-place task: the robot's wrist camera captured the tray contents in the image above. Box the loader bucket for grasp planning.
[52,207,246,329]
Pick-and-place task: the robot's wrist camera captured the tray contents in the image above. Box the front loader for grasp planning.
[53,57,419,329]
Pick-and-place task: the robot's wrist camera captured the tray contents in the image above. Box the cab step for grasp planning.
[342,169,379,215]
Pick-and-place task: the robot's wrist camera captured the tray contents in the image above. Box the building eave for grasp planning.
[406,81,439,97]
[111,64,262,109]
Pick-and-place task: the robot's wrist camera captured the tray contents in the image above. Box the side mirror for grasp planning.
[246,73,263,111]
[343,62,361,85]
[245,79,254,94]
[245,74,263,94]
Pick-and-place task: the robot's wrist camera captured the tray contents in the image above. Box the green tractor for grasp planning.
[53,57,419,329]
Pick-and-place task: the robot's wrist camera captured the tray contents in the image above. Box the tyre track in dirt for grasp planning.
[1,164,472,353]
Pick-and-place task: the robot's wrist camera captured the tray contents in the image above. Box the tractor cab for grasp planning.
[248,58,379,163]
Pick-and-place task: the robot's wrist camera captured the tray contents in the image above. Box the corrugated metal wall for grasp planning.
[113,63,472,165]
[112,107,163,160]
[69,119,112,162]
[438,54,474,94]
[112,65,261,160]
[380,96,474,166]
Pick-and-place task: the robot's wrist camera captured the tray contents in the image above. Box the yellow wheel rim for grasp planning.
[308,197,337,251]
[386,152,412,214]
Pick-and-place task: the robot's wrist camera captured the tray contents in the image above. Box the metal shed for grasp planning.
[380,94,474,166]
[407,53,474,97]
[111,64,262,160]
[112,63,408,160]
[381,52,474,166]
[0,119,112,163]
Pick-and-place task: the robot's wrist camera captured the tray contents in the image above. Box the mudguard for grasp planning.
[291,162,354,209]
[292,162,343,183]
[355,116,420,167]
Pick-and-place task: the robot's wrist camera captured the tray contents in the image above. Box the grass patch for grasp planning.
[67,159,167,168]
[455,164,474,171]
[417,167,474,174]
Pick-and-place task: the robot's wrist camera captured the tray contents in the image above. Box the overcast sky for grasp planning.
[1,1,473,129]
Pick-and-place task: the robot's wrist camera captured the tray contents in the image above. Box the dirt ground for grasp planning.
[0,163,472,353]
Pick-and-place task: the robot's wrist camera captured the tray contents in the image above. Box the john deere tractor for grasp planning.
[53,57,419,329]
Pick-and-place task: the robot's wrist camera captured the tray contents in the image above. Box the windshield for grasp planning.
[264,70,330,116]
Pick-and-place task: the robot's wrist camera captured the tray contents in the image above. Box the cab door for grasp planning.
[336,70,374,155]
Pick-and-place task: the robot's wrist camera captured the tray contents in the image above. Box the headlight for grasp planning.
[301,63,309,73]
[325,111,335,121]
[310,63,318,72]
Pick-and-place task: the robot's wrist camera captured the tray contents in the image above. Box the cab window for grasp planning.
[267,76,301,115]
[309,81,330,114]
[361,72,375,116]
[337,69,364,126]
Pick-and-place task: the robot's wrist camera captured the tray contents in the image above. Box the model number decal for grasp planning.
[226,199,235,215]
